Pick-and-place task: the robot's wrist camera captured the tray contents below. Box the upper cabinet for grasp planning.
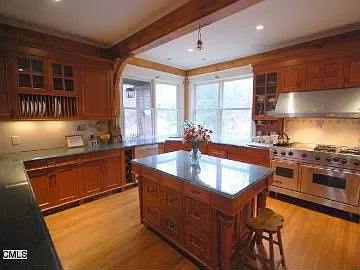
[253,72,278,119]
[280,65,305,93]
[1,51,113,120]
[344,57,360,87]
[305,59,343,90]
[81,67,112,119]
[0,54,11,119]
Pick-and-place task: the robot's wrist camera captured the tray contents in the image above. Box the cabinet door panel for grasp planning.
[81,68,111,118]
[161,214,183,244]
[344,57,360,87]
[143,200,161,228]
[185,225,211,262]
[82,160,103,196]
[29,170,53,210]
[305,62,323,90]
[323,60,343,89]
[54,165,80,204]
[185,198,212,234]
[164,188,183,217]
[281,65,304,92]
[104,155,122,190]
[0,55,11,118]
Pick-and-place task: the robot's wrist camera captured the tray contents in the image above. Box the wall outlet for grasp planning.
[11,136,21,146]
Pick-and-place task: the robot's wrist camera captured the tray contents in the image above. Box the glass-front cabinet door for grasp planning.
[17,56,45,90]
[51,62,75,92]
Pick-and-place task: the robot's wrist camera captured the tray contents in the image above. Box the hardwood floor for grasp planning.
[45,188,360,270]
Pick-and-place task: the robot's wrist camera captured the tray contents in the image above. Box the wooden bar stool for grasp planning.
[241,208,285,270]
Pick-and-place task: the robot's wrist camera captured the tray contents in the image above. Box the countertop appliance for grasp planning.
[270,143,360,217]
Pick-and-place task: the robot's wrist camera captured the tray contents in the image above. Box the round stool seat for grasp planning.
[247,208,284,233]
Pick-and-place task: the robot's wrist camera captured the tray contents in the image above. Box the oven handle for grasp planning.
[300,164,355,175]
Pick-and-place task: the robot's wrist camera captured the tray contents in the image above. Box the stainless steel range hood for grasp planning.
[273,88,360,118]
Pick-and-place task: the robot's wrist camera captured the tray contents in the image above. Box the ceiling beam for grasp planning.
[127,57,186,77]
[109,0,263,58]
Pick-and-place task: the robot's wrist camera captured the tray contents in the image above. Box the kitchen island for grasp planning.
[132,151,273,269]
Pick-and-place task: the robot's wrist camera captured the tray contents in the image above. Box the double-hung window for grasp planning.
[122,78,181,138]
[192,76,253,140]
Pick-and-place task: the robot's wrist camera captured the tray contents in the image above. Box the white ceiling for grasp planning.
[0,0,189,47]
[138,0,360,70]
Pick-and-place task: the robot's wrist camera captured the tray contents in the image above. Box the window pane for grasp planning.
[156,83,177,109]
[221,109,252,139]
[122,79,151,108]
[156,110,178,136]
[223,78,253,108]
[195,83,219,109]
[124,109,153,138]
[195,110,217,135]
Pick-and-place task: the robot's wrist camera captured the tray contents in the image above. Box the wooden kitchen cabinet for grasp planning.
[280,65,305,92]
[0,54,11,119]
[51,162,81,205]
[81,67,112,119]
[81,159,103,196]
[305,59,343,90]
[344,57,360,87]
[27,167,53,210]
[103,154,123,190]
[163,140,208,154]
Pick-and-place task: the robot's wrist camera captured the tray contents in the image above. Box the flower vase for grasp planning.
[190,145,201,165]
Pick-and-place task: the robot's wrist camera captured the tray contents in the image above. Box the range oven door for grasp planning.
[300,165,360,206]
[271,160,300,191]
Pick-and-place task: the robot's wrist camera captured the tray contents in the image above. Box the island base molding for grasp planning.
[133,163,271,269]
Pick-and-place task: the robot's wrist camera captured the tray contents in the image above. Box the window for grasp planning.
[193,76,253,140]
[122,78,180,138]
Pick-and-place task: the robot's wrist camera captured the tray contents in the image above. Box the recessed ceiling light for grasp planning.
[54,0,61,2]
[188,48,194,52]
[201,58,206,61]
[256,24,264,30]
[167,57,172,61]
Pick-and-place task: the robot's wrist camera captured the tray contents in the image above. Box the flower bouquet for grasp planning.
[183,121,212,164]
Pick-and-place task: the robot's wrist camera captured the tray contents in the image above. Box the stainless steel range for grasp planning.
[270,143,360,216]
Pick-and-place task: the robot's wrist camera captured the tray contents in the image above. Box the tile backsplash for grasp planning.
[0,120,109,155]
[284,118,360,146]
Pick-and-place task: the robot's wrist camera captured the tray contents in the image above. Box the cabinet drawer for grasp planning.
[161,214,183,244]
[143,200,161,228]
[161,174,182,192]
[185,198,212,234]
[184,183,210,204]
[185,225,211,262]
[141,167,160,183]
[143,180,161,204]
[163,188,183,217]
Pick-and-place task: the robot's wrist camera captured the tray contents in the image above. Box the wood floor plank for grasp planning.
[45,188,360,270]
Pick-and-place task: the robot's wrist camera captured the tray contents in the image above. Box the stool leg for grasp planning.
[241,231,256,263]
[277,229,286,266]
[269,233,275,270]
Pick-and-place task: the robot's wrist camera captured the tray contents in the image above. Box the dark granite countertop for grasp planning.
[132,151,273,199]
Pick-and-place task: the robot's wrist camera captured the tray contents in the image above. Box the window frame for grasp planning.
[121,76,182,138]
[192,75,253,139]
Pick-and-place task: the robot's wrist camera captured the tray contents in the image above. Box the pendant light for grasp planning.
[196,26,204,51]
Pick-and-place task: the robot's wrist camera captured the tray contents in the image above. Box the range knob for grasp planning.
[354,160,360,166]
[326,157,332,162]
[301,153,307,158]
[315,156,321,161]
[272,150,278,155]
[281,151,286,156]
[341,159,347,164]
[333,157,340,162]
[288,151,294,156]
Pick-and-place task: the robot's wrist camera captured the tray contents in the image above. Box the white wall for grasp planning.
[0,120,108,155]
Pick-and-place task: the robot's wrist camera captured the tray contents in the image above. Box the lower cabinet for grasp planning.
[26,150,126,211]
[81,159,103,196]
[52,162,81,205]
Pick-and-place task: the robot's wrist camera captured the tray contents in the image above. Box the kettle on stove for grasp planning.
[277,132,290,146]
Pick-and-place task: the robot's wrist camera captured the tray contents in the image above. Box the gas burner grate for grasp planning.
[339,147,360,155]
[314,144,337,153]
